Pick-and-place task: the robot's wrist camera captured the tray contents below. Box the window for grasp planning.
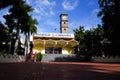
[45,47,62,54]
[64,28,66,31]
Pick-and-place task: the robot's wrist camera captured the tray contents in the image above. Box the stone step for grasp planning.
[41,54,81,62]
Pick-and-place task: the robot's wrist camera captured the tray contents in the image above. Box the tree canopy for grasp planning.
[0,0,37,55]
[73,26,104,61]
[98,0,120,56]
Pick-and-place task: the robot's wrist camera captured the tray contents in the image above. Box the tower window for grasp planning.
[64,22,66,24]
[64,28,66,31]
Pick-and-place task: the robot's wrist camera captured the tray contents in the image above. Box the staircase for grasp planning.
[41,54,82,62]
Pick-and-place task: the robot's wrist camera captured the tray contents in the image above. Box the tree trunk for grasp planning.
[24,33,28,55]
[14,27,20,55]
[28,31,30,54]
[24,32,30,55]
[8,33,12,54]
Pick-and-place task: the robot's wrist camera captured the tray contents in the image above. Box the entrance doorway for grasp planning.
[45,47,62,54]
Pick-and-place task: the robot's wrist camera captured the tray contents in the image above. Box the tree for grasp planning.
[73,26,85,54]
[0,0,37,55]
[0,0,19,10]
[0,22,8,53]
[21,16,37,55]
[74,26,104,61]
[98,0,120,56]
[0,0,17,53]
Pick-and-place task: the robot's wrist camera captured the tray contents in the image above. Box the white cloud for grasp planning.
[25,0,56,33]
[36,20,59,33]
[26,0,31,4]
[26,0,56,17]
[41,0,56,6]
[50,10,55,16]
[46,19,59,28]
[37,26,46,33]
[62,0,79,10]
[0,17,5,24]
[0,6,11,24]
[69,21,82,33]
[34,8,40,13]
[92,9,99,16]
[41,0,51,6]
[90,9,101,25]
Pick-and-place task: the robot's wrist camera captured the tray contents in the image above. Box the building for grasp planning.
[32,14,78,55]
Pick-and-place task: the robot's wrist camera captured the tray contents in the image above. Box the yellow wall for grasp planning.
[62,46,73,54]
[33,44,45,54]
[33,45,73,54]
[33,42,74,54]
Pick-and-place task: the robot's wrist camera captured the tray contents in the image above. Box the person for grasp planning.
[33,51,37,62]
[28,50,34,62]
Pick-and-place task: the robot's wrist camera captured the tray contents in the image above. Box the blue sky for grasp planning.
[0,0,101,34]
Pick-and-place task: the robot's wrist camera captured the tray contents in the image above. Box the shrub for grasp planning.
[36,52,43,61]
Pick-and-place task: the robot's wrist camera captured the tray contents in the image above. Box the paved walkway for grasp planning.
[0,62,120,80]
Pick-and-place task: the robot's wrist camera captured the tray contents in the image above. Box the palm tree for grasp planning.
[1,0,37,55]
[0,0,19,10]
[10,0,37,55]
[21,16,37,55]
[0,0,17,54]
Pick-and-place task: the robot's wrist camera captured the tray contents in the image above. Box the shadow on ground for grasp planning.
[53,54,85,62]
[0,62,120,80]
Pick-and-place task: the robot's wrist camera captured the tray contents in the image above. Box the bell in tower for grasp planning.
[60,14,68,33]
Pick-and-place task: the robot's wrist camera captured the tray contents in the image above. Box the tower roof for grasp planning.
[60,14,68,17]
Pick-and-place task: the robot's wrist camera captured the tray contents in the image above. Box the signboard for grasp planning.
[34,33,74,38]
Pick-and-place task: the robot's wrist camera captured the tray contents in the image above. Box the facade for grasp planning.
[32,14,78,54]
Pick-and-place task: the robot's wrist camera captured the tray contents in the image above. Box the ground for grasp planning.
[0,62,120,80]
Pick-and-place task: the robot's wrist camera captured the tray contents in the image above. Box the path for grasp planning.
[0,62,120,80]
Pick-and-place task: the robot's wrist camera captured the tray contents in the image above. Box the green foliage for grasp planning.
[73,26,85,52]
[36,52,43,61]
[0,0,20,10]
[98,0,120,56]
[0,0,37,55]
[74,26,104,61]
[0,22,9,53]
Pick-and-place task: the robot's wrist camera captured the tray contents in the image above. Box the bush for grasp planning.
[36,52,43,61]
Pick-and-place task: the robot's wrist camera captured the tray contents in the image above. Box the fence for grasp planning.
[0,54,26,63]
[92,56,120,62]
[0,54,120,63]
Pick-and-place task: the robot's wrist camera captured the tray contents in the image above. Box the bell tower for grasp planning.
[60,14,68,33]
